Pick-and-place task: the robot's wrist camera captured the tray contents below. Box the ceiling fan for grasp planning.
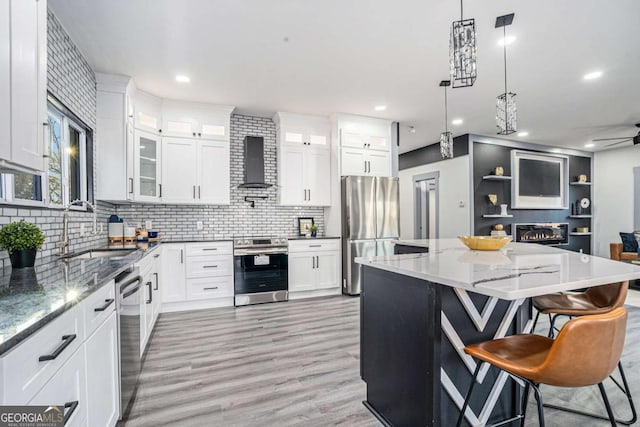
[592,123,640,147]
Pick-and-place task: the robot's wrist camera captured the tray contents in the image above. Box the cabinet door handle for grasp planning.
[63,401,79,425]
[312,256,316,269]
[364,161,367,173]
[159,183,162,197]
[128,177,134,194]
[146,281,153,304]
[193,185,196,199]
[180,249,184,264]
[39,334,77,362]
[154,253,160,258]
[198,185,201,199]
[309,244,322,247]
[203,265,219,268]
[153,272,159,290]
[204,286,219,291]
[94,298,114,312]
[316,255,319,268]
[202,248,217,251]
[198,132,202,137]
[192,132,196,137]
[308,189,311,201]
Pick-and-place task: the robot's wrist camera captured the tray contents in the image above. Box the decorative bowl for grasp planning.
[458,235,512,251]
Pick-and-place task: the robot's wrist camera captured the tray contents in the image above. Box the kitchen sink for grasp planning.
[62,249,137,260]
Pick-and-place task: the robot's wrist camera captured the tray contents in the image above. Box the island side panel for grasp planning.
[361,265,442,426]
[439,286,532,426]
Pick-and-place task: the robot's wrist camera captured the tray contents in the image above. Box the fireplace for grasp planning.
[514,223,569,245]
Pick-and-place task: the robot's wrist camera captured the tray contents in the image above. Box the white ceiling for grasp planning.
[49,0,640,154]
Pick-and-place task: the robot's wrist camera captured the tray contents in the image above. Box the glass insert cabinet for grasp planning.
[134,130,161,202]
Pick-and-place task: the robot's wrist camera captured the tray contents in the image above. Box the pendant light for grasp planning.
[495,13,516,135]
[439,80,453,159]
[450,0,477,88]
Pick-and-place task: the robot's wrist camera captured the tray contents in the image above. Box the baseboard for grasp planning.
[289,288,341,300]
[160,297,234,313]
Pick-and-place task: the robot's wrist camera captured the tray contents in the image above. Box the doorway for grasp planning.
[413,172,439,239]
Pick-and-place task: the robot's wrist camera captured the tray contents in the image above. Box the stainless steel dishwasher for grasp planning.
[116,268,142,420]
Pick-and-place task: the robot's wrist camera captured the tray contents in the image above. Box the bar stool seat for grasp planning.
[456,308,628,427]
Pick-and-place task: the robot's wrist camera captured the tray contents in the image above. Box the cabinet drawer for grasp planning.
[83,280,116,338]
[288,239,340,253]
[186,255,233,278]
[185,242,232,257]
[29,346,87,427]
[187,277,234,300]
[2,305,84,404]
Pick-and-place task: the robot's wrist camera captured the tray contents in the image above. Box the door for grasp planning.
[126,120,135,200]
[199,120,227,140]
[161,138,197,203]
[85,312,119,427]
[414,175,439,239]
[10,0,45,171]
[141,273,154,353]
[343,176,377,240]
[345,240,377,295]
[198,140,230,204]
[151,260,161,323]
[0,1,9,161]
[315,251,339,290]
[134,129,161,202]
[341,148,366,176]
[306,148,331,206]
[366,151,391,177]
[234,253,288,294]
[279,145,306,205]
[367,134,389,151]
[341,130,365,148]
[134,92,162,133]
[376,177,400,238]
[161,245,186,303]
[288,252,315,292]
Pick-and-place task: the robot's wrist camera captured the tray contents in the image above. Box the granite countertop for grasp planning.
[356,238,640,300]
[0,243,160,356]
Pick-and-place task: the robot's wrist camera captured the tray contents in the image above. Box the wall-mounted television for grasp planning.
[511,150,568,209]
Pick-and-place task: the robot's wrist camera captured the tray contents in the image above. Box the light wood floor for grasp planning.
[125,295,639,427]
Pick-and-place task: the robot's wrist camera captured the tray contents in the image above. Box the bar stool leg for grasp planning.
[532,311,541,333]
[598,382,617,427]
[456,363,482,427]
[531,382,545,427]
[520,381,531,427]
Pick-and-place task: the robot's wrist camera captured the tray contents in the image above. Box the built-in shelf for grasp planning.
[569,215,592,218]
[570,232,592,236]
[570,182,591,186]
[483,214,514,218]
[482,175,512,181]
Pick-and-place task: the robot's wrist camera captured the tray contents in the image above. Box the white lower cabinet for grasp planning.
[29,343,88,427]
[161,242,234,312]
[85,311,119,427]
[288,239,341,297]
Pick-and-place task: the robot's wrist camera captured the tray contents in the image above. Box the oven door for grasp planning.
[234,252,288,295]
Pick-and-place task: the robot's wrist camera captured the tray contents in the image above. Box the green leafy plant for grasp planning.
[310,225,318,232]
[0,220,45,253]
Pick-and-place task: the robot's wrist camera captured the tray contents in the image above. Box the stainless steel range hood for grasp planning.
[238,136,272,189]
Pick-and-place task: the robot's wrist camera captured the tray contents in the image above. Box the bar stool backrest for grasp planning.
[535,307,627,387]
[585,281,629,309]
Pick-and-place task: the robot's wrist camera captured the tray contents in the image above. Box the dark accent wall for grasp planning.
[399,135,469,170]
[472,140,592,254]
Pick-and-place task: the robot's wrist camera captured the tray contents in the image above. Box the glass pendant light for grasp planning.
[495,13,517,135]
[439,80,453,159]
[450,0,477,88]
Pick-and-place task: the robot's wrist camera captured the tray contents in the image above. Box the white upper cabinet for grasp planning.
[337,116,393,177]
[0,0,47,172]
[162,100,233,140]
[134,129,162,202]
[197,140,230,204]
[134,91,162,134]
[274,112,331,206]
[161,138,198,204]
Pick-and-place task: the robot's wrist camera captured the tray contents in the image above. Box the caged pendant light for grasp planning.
[449,0,477,88]
[439,80,453,159]
[495,13,517,135]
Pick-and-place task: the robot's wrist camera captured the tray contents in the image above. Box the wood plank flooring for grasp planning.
[125,295,640,427]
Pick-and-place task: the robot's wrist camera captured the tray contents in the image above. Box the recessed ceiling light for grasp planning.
[451,118,463,125]
[374,105,387,111]
[584,143,595,148]
[517,131,529,137]
[583,71,603,80]
[175,75,190,83]
[497,35,516,46]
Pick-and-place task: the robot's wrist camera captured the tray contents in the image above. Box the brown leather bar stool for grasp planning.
[532,281,636,425]
[455,308,628,427]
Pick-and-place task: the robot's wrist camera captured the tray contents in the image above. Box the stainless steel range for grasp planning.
[234,237,288,306]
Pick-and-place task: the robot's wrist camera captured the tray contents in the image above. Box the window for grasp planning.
[0,99,92,208]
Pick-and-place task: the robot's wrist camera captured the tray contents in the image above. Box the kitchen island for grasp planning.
[356,239,640,426]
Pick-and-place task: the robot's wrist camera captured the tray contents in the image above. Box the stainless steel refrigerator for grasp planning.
[342,176,399,295]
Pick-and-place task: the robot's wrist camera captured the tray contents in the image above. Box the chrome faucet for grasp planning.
[58,200,99,256]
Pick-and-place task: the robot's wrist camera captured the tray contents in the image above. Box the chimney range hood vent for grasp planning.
[238,136,272,189]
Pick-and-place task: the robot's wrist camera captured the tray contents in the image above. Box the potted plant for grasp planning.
[0,220,45,268]
[310,225,318,238]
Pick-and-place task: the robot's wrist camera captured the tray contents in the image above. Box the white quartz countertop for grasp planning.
[355,239,640,300]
